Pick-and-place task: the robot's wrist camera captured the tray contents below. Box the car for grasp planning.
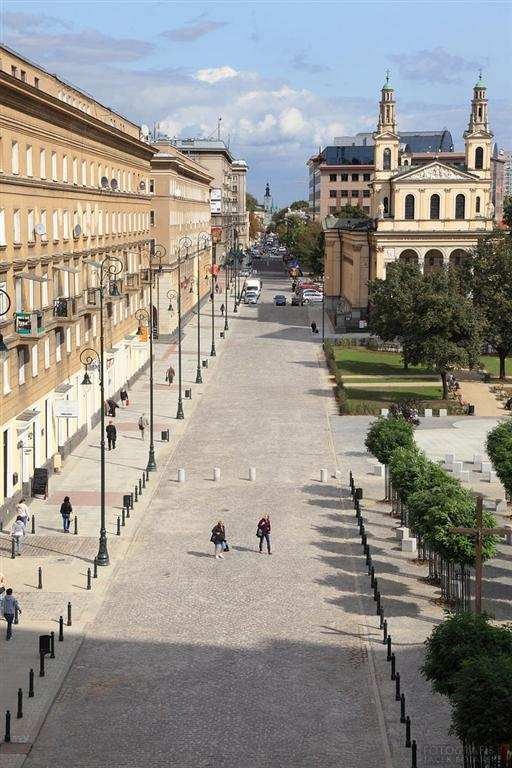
[274,294,286,306]
[247,294,259,305]
[291,294,301,306]
[301,290,323,305]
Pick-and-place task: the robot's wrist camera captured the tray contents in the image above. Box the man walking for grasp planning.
[1,588,21,640]
[138,413,149,440]
[257,515,272,555]
[165,365,175,386]
[220,303,225,317]
[106,419,117,450]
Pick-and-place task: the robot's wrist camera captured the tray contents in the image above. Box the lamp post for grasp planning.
[322,273,326,343]
[224,259,229,332]
[0,288,12,352]
[135,308,156,472]
[169,235,191,419]
[194,232,211,384]
[80,255,123,567]
[232,228,238,314]
[210,239,217,357]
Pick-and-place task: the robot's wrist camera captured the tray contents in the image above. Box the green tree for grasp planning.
[503,195,512,228]
[246,192,259,212]
[248,211,262,241]
[388,447,430,505]
[289,200,309,211]
[364,417,415,466]
[469,235,512,379]
[486,421,512,498]
[451,653,512,747]
[334,204,370,219]
[422,613,512,698]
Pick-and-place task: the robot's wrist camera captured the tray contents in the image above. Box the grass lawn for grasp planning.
[346,386,443,405]
[480,354,512,379]
[334,347,435,378]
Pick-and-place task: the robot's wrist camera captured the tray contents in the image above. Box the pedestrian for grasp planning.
[1,588,21,640]
[311,321,318,335]
[16,498,30,527]
[257,515,272,555]
[220,303,225,316]
[210,520,226,559]
[138,413,149,440]
[106,419,117,450]
[165,365,175,386]
[120,388,129,407]
[60,496,72,533]
[11,516,26,556]
[107,398,118,417]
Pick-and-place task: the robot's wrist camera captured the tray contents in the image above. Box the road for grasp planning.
[24,273,394,768]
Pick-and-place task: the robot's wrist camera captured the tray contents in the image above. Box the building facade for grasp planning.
[504,151,512,196]
[149,142,214,337]
[0,45,155,515]
[323,75,494,328]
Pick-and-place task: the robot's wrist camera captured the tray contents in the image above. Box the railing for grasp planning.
[53,297,77,320]
[14,311,44,336]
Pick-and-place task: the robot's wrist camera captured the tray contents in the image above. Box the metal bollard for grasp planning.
[249,467,256,482]
[39,652,45,678]
[361,533,367,548]
[376,592,381,615]
[58,616,64,641]
[4,710,11,743]
[395,672,401,701]
[31,516,36,534]
[50,631,55,659]
[134,486,138,502]
[74,516,78,535]
[14,603,19,625]
[373,579,378,599]
[405,716,411,748]
[370,567,375,588]
[367,555,372,573]
[130,492,134,509]
[178,468,186,483]
[145,469,149,482]
[387,635,392,661]
[125,505,130,520]
[86,568,91,590]
[138,478,142,495]
[213,467,221,482]
[17,689,23,719]
[391,653,396,680]
[67,602,72,627]
[38,567,43,590]
[93,558,98,578]
[121,507,126,527]
[411,740,417,767]
[379,607,384,629]
[382,620,388,643]
[28,669,34,697]
[142,473,146,489]
[11,538,15,559]
[0,520,2,532]
[400,693,406,723]
[116,517,121,536]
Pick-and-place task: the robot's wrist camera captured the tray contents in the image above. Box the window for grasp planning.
[455,194,465,220]
[341,173,348,182]
[63,210,70,240]
[51,152,58,181]
[14,277,22,311]
[329,174,337,182]
[11,141,19,175]
[351,190,359,198]
[363,190,370,198]
[351,173,359,181]
[31,344,38,377]
[363,173,371,181]
[55,330,63,362]
[34,77,39,89]
[66,328,71,354]
[3,356,10,394]
[90,162,95,186]
[27,210,35,242]
[0,209,5,246]
[383,148,391,170]
[62,155,68,183]
[149,178,155,193]
[20,70,26,83]
[40,148,46,178]
[76,323,80,348]
[18,347,27,386]
[72,157,78,184]
[41,273,48,306]
[26,145,33,176]
[13,209,21,243]
[329,206,337,214]
[150,210,155,226]
[98,210,103,236]
[475,147,484,170]
[329,190,337,198]
[430,194,440,220]
[476,196,481,214]
[52,210,59,240]
[340,190,348,198]
[11,65,17,77]
[383,196,389,215]
[40,210,47,241]
[81,160,87,186]
[44,338,50,369]
[404,194,415,220]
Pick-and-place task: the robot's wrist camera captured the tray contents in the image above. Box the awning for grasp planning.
[54,265,80,274]
[55,383,73,394]
[18,273,49,282]
[16,408,40,431]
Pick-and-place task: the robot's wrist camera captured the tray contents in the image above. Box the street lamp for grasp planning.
[169,235,191,419]
[194,232,211,384]
[224,259,230,332]
[232,228,239,314]
[135,307,156,472]
[0,288,12,352]
[80,255,123,567]
[209,239,217,358]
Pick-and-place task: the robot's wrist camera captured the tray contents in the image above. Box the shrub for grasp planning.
[388,447,430,504]
[422,613,512,698]
[486,420,512,498]
[365,416,415,465]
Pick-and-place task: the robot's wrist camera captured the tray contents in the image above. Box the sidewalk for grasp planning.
[0,286,232,762]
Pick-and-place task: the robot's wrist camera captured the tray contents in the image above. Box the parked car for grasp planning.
[274,294,287,306]
[301,290,323,305]
[244,290,259,304]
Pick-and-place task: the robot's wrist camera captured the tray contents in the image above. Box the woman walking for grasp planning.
[165,365,175,386]
[60,496,73,533]
[120,388,129,407]
[210,520,226,560]
[11,516,26,556]
[257,515,272,555]
[138,413,149,440]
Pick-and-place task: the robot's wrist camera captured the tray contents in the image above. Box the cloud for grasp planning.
[195,66,238,84]
[160,19,227,42]
[3,11,72,32]
[388,47,485,84]
[292,52,330,75]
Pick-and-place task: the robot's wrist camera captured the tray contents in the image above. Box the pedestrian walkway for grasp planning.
[17,274,411,768]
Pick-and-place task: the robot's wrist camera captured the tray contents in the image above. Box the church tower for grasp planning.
[372,71,400,217]
[464,72,493,178]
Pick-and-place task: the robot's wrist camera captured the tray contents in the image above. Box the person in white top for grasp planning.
[11,517,26,556]
[16,498,29,526]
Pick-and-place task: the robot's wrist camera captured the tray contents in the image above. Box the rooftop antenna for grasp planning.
[217,116,222,141]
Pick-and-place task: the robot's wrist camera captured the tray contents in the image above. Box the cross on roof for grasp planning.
[385,69,390,84]
[450,495,509,614]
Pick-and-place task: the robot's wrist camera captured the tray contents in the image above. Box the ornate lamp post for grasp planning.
[0,288,12,352]
[80,255,123,567]
[224,259,230,332]
[135,308,156,472]
[194,232,211,384]
[232,228,239,314]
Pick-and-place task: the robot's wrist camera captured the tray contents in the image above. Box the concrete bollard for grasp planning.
[396,526,409,541]
[334,469,342,480]
[452,461,463,476]
[505,525,512,546]
[473,454,483,465]
[178,468,186,483]
[445,453,455,465]
[401,537,417,553]
[423,408,433,418]
[439,408,447,417]
[213,467,221,482]
[460,470,471,483]
[481,461,492,474]
[249,467,256,482]
[320,468,328,483]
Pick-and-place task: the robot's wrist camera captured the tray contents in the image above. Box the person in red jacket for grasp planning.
[257,515,271,555]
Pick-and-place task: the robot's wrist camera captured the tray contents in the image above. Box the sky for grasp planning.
[1,0,511,206]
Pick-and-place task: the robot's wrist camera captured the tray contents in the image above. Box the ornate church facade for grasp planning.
[324,75,495,326]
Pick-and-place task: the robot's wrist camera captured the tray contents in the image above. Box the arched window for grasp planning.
[403,160,409,166]
[383,196,389,215]
[404,194,415,220]
[430,194,440,220]
[476,196,481,214]
[383,148,391,170]
[475,146,484,170]
[455,194,465,220]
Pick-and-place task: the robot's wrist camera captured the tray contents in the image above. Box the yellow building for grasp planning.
[0,45,155,515]
[323,74,494,329]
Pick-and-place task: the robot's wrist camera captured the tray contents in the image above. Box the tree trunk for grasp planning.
[441,370,448,400]
[498,351,507,380]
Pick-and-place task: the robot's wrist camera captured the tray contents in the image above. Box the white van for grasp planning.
[244,278,262,296]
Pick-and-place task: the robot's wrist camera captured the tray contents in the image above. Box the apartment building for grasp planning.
[149,141,214,337]
[0,45,155,515]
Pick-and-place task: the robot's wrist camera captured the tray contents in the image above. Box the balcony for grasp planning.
[140,268,152,284]
[125,272,140,291]
[14,311,44,338]
[53,297,78,322]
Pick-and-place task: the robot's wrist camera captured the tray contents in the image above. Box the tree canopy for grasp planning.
[246,192,259,213]
[364,416,415,465]
[486,420,512,498]
[334,204,370,219]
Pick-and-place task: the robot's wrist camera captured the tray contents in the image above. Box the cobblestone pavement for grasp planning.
[21,275,411,768]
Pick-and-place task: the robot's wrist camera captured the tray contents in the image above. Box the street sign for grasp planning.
[53,400,79,419]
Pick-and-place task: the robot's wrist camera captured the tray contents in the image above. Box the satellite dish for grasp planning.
[35,223,46,236]
[139,181,146,191]
[73,224,82,237]
[141,124,150,138]
[110,178,118,191]
[100,176,109,188]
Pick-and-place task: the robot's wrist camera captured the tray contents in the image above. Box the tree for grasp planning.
[388,447,430,505]
[246,192,259,213]
[334,204,370,219]
[249,211,262,241]
[469,235,512,378]
[290,200,309,211]
[364,417,415,466]
[486,421,512,498]
[503,195,512,228]
[422,613,512,698]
